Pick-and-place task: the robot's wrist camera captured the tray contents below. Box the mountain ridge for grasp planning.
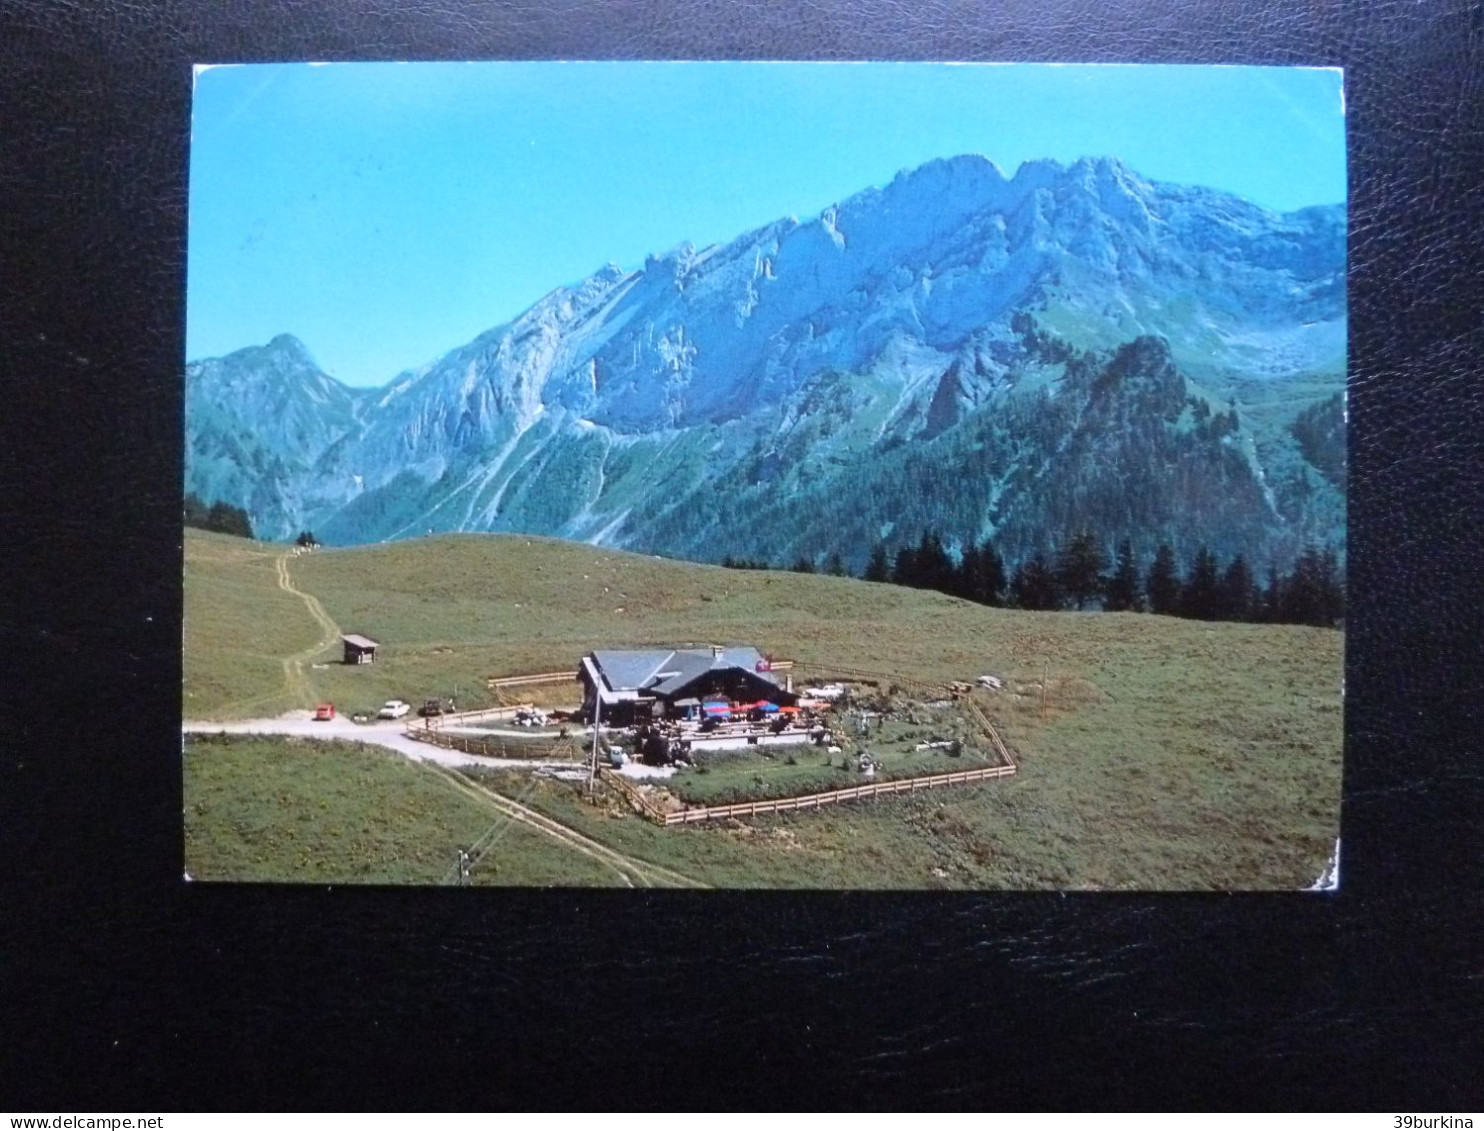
[185,154,1346,570]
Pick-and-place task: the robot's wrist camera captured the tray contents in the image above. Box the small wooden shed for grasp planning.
[341,634,379,665]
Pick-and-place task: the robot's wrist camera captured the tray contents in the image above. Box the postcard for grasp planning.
[183,61,1345,889]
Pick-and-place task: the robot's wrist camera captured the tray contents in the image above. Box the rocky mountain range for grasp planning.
[185,154,1346,572]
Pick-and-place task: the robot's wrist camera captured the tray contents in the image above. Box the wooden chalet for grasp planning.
[341,634,379,665]
[578,645,795,725]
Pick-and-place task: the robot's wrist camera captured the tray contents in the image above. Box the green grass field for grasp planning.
[184,733,621,886]
[183,536,324,716]
[467,764,1020,889]
[665,716,996,806]
[183,529,1343,888]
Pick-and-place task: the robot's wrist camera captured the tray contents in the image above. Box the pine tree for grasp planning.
[951,542,978,601]
[863,544,891,583]
[824,551,847,577]
[1281,548,1318,625]
[1180,546,1222,620]
[1010,552,1061,611]
[961,538,1007,607]
[186,493,254,539]
[978,539,1007,607]
[204,499,254,540]
[1104,538,1143,612]
[1146,543,1182,616]
[1258,563,1283,623]
[1056,530,1107,610]
[1283,547,1343,627]
[1218,554,1255,621]
[184,492,209,528]
[791,555,816,574]
[892,545,919,588]
[915,531,954,593]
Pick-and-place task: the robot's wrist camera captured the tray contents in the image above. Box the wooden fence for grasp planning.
[620,761,1017,826]
[792,663,1017,767]
[602,712,1017,827]
[424,703,535,728]
[600,767,674,823]
[592,661,1020,826]
[464,659,1019,823]
[960,698,1018,769]
[405,725,580,762]
[487,670,578,707]
[791,663,940,700]
[487,670,576,690]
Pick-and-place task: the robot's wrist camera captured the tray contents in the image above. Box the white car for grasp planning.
[378,699,411,720]
[802,683,846,700]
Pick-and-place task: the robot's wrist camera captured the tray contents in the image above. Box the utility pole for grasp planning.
[588,694,601,795]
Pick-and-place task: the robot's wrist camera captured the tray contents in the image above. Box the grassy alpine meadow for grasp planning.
[183,533,324,717]
[663,711,999,807]
[182,529,1343,888]
[463,766,1014,890]
[183,733,622,886]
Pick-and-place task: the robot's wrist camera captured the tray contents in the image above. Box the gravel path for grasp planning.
[182,711,576,771]
[185,551,576,773]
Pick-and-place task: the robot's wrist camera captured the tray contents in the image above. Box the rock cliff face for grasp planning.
[186,154,1345,569]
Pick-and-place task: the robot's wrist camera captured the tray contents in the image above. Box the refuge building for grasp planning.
[577,645,796,725]
[341,634,380,665]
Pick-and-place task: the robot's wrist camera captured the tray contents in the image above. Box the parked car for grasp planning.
[378,699,411,720]
[314,703,336,721]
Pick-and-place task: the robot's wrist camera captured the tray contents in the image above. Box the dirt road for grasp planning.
[184,549,704,885]
[208,550,344,718]
[274,551,342,707]
[182,712,584,770]
[425,763,706,889]
[182,712,702,886]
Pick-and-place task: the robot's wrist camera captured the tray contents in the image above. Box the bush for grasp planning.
[184,492,254,540]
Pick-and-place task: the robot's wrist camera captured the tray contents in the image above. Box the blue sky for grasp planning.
[188,61,1345,387]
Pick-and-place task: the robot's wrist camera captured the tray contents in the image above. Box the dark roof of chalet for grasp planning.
[341,634,380,649]
[589,646,776,698]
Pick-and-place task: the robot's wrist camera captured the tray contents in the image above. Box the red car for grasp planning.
[314,703,336,721]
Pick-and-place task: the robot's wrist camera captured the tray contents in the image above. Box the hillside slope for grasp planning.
[183,530,1342,889]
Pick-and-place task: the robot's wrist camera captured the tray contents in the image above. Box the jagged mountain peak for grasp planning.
[1065,153,1137,180]
[887,152,1009,195]
[186,155,1345,564]
[194,333,348,401]
[264,332,315,359]
[204,332,326,376]
[646,240,700,267]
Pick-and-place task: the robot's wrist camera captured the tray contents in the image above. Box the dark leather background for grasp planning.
[4,0,1483,1111]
